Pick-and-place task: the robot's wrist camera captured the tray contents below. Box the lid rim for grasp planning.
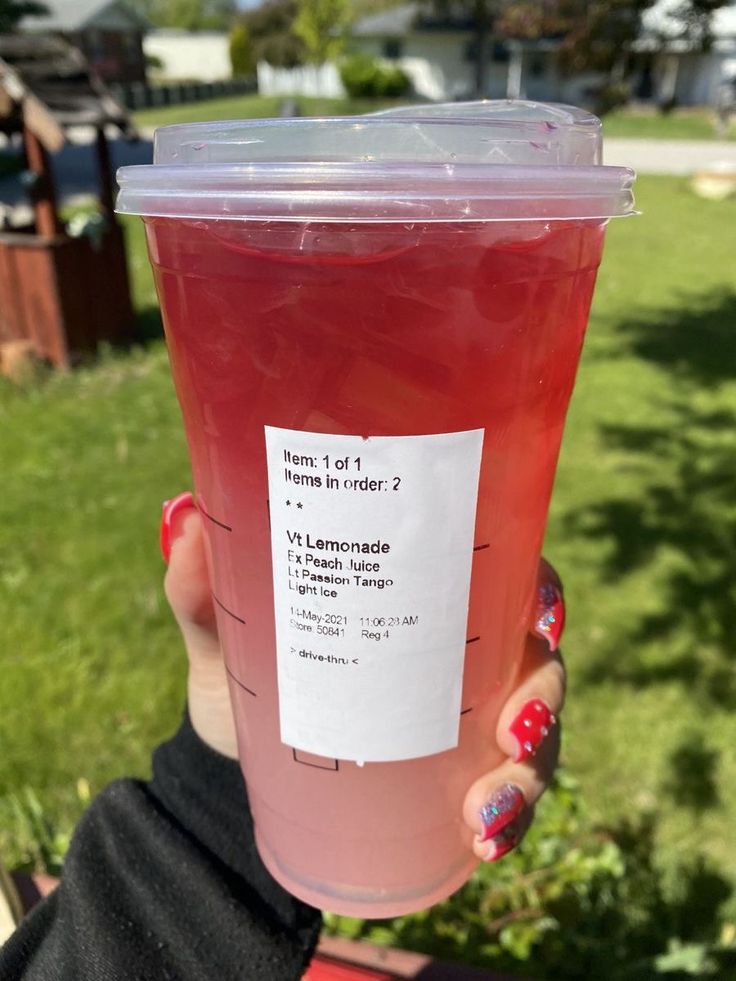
[116,162,636,221]
[118,212,632,224]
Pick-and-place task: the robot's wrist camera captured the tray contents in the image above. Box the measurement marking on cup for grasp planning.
[460,707,473,716]
[212,592,246,624]
[225,665,257,698]
[473,544,490,552]
[197,500,233,532]
[291,748,339,771]
[466,636,480,645]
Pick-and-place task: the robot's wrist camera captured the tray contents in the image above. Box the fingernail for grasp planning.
[479,783,525,842]
[160,492,195,563]
[509,698,556,763]
[482,823,520,862]
[531,581,565,652]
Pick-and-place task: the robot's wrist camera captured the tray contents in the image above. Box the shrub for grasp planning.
[588,81,631,117]
[324,771,736,979]
[339,53,410,99]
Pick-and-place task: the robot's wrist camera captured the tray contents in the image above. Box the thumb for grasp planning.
[161,493,220,663]
[161,493,237,758]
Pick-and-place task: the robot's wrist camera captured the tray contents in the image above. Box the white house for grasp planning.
[143,29,232,82]
[637,0,736,104]
[351,0,736,107]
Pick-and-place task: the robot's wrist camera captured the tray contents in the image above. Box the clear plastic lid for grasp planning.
[116,100,635,223]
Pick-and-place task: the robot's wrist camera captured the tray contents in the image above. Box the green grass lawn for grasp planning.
[2,177,735,971]
[133,93,736,140]
[551,179,736,902]
[132,93,411,129]
[602,106,736,141]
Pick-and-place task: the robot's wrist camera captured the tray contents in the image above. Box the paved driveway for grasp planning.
[0,136,153,216]
[604,137,736,174]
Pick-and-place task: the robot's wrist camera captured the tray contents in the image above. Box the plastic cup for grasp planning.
[117,101,635,918]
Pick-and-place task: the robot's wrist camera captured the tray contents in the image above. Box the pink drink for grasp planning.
[118,103,634,916]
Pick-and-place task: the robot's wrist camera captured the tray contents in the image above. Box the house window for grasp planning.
[530,54,545,78]
[464,39,509,63]
[382,38,403,60]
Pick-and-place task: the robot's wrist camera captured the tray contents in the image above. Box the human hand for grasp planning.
[161,493,565,862]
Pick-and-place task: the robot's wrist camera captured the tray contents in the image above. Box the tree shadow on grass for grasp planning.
[662,731,720,813]
[602,814,734,973]
[565,290,736,713]
[610,288,736,388]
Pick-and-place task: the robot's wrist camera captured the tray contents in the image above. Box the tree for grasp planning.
[552,0,730,111]
[640,0,731,109]
[651,0,728,51]
[0,0,49,33]
[292,0,352,64]
[241,0,306,68]
[229,22,255,77]
[553,0,656,76]
[425,0,654,97]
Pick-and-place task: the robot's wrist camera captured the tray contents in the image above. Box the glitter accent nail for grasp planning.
[479,783,525,842]
[531,580,565,652]
[483,823,520,862]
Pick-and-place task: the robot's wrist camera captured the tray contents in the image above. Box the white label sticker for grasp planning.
[265,427,484,763]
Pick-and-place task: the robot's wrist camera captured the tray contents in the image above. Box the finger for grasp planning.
[495,557,567,764]
[162,494,220,661]
[463,722,561,862]
[461,559,567,862]
[497,654,564,765]
[161,494,237,758]
[530,557,565,653]
[475,796,535,863]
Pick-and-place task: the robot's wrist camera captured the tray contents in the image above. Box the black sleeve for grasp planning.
[0,712,322,980]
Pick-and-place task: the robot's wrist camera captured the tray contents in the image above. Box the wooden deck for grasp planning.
[307,936,523,980]
[13,873,523,979]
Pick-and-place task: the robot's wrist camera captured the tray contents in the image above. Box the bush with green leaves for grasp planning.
[589,81,631,117]
[339,53,410,99]
[1,786,81,878]
[324,772,736,980]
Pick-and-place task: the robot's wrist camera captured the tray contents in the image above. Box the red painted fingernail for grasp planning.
[160,492,195,563]
[479,783,525,842]
[482,823,520,862]
[509,698,556,763]
[531,581,565,652]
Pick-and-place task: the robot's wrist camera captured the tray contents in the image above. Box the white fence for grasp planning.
[257,61,345,98]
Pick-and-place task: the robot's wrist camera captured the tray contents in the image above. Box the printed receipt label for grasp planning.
[264,427,484,763]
